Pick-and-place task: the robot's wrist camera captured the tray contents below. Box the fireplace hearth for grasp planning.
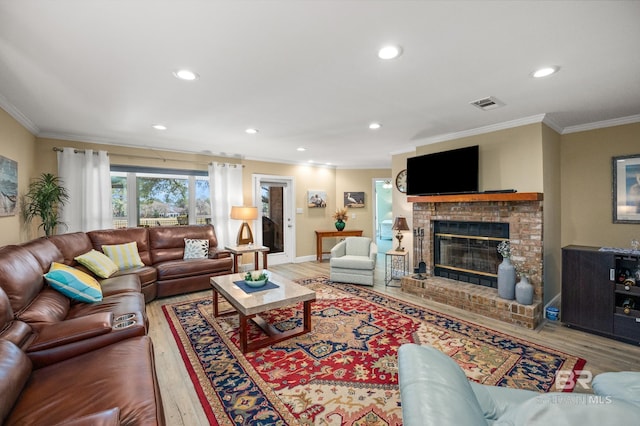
[402,192,544,329]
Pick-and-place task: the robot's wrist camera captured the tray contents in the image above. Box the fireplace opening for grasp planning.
[433,221,509,288]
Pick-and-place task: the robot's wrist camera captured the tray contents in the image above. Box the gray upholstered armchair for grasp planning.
[329,236,377,286]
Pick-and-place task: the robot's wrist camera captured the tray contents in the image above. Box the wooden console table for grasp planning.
[315,230,363,262]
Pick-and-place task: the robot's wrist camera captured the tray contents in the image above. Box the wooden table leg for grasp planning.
[232,253,239,273]
[262,251,268,270]
[316,235,322,262]
[239,313,249,353]
[213,289,219,317]
[303,300,312,332]
[253,251,259,270]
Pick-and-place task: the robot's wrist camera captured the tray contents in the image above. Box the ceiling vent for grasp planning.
[470,96,505,111]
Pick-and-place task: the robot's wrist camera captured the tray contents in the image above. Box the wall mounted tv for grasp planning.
[406,145,479,196]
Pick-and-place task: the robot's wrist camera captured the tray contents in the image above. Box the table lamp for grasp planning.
[230,206,259,245]
[392,216,410,251]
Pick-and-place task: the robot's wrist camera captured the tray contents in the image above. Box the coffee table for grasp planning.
[210,272,316,353]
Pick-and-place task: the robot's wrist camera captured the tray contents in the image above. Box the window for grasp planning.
[110,167,210,228]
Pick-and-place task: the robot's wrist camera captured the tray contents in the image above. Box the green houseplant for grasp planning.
[23,173,70,237]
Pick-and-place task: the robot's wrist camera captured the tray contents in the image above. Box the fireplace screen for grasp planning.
[434,221,508,288]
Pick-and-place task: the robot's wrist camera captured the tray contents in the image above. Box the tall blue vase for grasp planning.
[497,258,516,300]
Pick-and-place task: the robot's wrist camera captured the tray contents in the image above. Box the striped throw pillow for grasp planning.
[44,262,103,303]
[102,241,144,270]
[75,249,119,278]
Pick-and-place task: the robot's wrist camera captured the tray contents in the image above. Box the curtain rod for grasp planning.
[52,147,243,167]
[53,147,103,155]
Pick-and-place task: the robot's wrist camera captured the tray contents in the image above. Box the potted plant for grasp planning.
[332,208,349,231]
[23,173,70,237]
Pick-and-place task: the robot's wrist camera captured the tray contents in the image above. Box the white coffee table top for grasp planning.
[210,272,316,316]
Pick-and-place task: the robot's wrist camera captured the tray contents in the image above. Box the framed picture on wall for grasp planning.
[613,153,640,223]
[307,190,327,208]
[344,191,364,208]
[0,155,18,217]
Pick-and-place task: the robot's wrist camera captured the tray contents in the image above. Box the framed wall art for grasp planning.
[344,191,364,208]
[0,155,18,217]
[307,190,327,208]
[613,153,640,223]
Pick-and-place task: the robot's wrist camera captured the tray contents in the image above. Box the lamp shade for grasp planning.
[230,206,258,221]
[230,206,258,245]
[392,216,410,251]
[392,216,410,231]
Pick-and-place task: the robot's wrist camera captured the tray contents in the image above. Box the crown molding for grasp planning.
[413,114,547,146]
[0,94,39,135]
[562,114,640,134]
[541,114,564,133]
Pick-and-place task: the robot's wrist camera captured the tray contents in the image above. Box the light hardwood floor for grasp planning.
[147,257,640,425]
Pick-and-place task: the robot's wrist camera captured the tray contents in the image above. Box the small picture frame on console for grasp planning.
[613,153,640,223]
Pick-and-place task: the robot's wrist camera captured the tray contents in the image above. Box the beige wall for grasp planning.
[561,122,640,248]
[32,137,389,259]
[335,168,389,236]
[4,105,640,277]
[404,122,562,301]
[542,123,562,303]
[35,137,224,174]
[415,123,544,192]
[392,151,415,266]
[0,109,36,245]
[241,160,338,259]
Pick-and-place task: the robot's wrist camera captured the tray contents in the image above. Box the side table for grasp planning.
[385,249,409,287]
[225,245,270,273]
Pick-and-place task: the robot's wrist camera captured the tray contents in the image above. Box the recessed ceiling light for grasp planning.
[173,69,199,81]
[152,124,167,130]
[245,128,259,134]
[378,45,402,60]
[369,122,382,130]
[532,66,560,78]
[297,147,306,152]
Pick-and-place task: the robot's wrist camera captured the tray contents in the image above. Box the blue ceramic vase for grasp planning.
[497,257,516,300]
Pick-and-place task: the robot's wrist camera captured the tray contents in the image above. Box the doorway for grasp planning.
[373,178,393,254]
[252,175,295,265]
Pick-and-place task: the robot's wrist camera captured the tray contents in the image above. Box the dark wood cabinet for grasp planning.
[562,245,640,344]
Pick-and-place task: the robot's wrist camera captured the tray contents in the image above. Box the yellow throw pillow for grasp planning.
[44,262,103,303]
[75,249,119,278]
[102,241,144,270]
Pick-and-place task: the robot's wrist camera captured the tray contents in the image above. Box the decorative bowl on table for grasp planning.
[244,270,269,288]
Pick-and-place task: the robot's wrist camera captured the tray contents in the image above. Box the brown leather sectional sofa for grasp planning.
[0,224,233,425]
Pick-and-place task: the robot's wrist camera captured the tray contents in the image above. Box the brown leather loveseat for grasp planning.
[85,224,233,301]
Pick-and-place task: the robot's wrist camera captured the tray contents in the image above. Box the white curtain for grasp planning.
[57,148,112,232]
[208,162,243,247]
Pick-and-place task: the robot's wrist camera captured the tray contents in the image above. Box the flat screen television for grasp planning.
[406,145,479,195]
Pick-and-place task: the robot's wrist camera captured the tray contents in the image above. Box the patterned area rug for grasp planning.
[162,276,586,425]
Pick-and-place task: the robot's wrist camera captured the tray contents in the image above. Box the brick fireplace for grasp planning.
[401,192,544,329]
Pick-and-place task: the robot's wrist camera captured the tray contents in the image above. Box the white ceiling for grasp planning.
[1,1,639,169]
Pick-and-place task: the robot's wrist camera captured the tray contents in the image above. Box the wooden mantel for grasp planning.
[407,192,543,203]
